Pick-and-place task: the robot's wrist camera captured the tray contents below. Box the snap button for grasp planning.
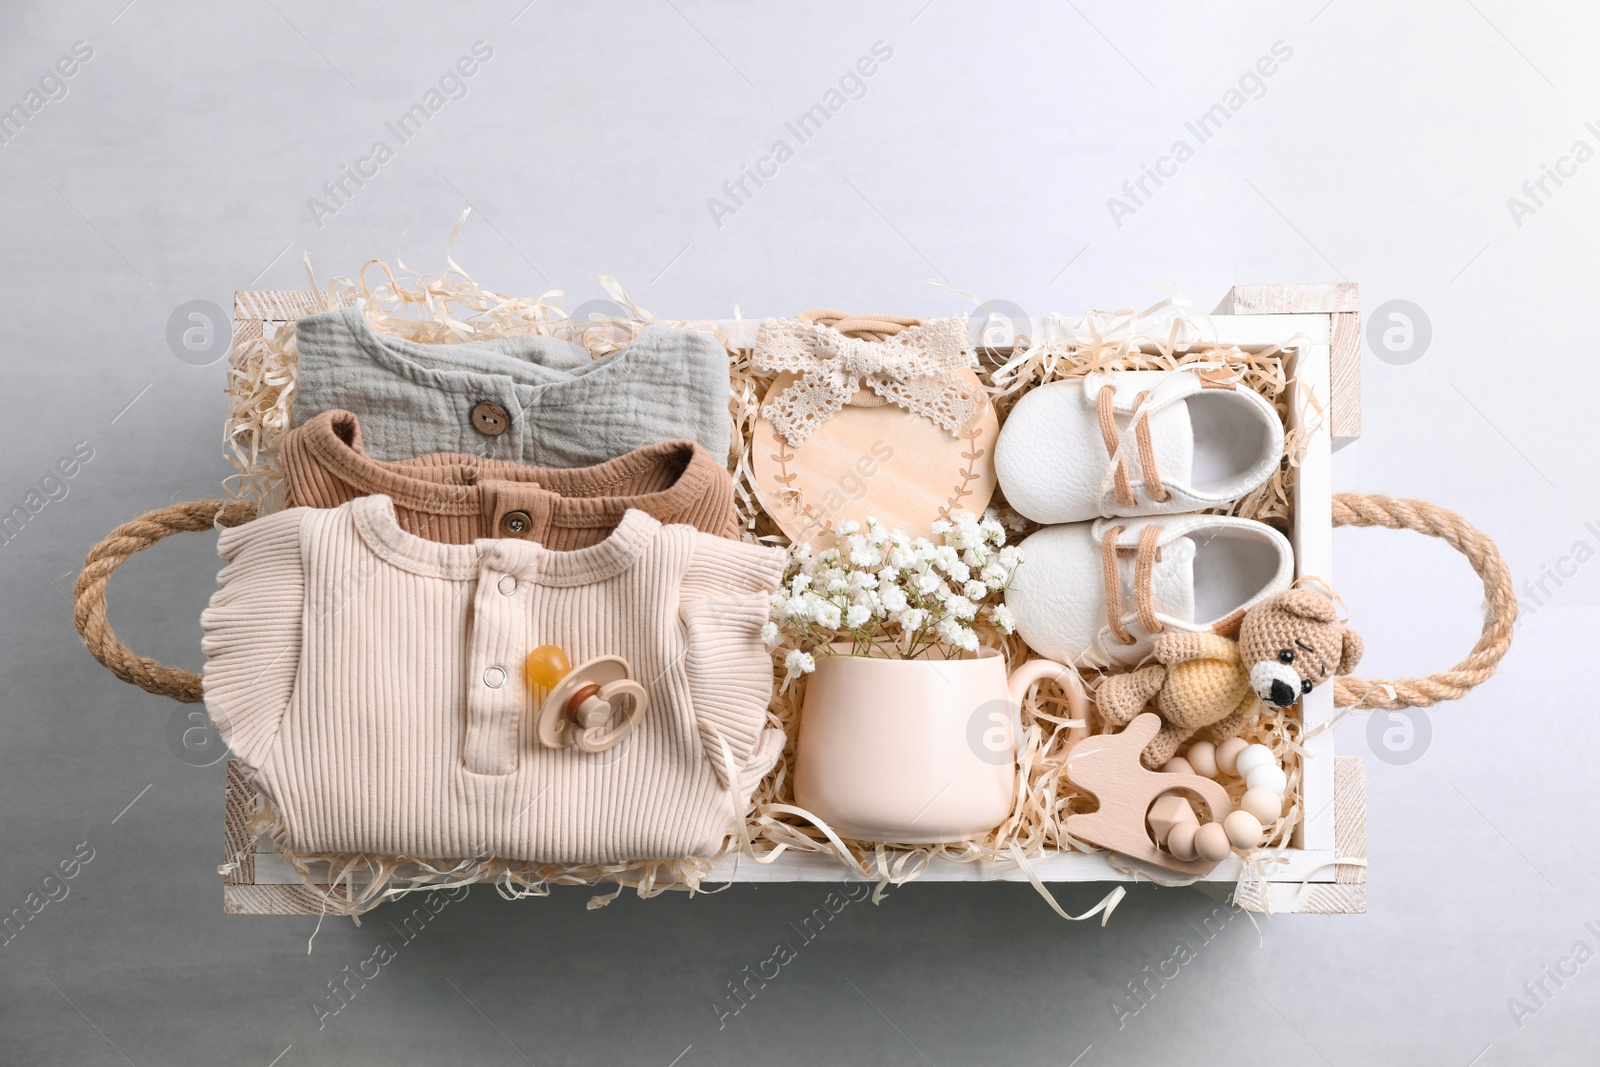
[496,574,518,596]
[483,665,507,689]
[500,510,532,536]
[470,401,510,437]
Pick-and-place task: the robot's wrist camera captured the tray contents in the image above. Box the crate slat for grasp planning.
[1215,283,1361,448]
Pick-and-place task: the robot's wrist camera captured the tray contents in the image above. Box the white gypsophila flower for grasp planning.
[930,518,952,537]
[963,579,988,601]
[902,607,930,631]
[865,517,888,543]
[887,545,916,570]
[915,571,943,596]
[957,627,979,652]
[760,621,782,647]
[819,547,841,565]
[784,595,811,621]
[789,573,812,594]
[981,517,1005,544]
[769,592,787,611]
[876,566,901,587]
[845,604,872,629]
[934,545,960,569]
[849,541,881,569]
[992,507,1028,533]
[812,600,843,629]
[962,544,992,569]
[785,649,816,676]
[998,545,1022,568]
[847,570,878,592]
[947,595,978,620]
[988,603,1017,634]
[936,616,966,646]
[951,511,983,550]
[981,563,1008,588]
[878,586,908,613]
[833,519,860,537]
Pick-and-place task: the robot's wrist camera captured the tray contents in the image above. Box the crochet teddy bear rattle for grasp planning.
[1095,589,1363,769]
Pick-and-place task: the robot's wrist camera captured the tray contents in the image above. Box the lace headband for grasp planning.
[754,314,982,447]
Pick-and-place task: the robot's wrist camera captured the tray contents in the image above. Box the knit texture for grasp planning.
[200,496,785,864]
[293,307,732,466]
[281,409,739,546]
[1156,633,1252,729]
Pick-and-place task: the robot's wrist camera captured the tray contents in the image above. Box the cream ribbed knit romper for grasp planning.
[200,495,784,864]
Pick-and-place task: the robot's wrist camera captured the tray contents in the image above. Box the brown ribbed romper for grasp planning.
[280,409,740,546]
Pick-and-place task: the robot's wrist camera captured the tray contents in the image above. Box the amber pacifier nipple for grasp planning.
[524,644,572,690]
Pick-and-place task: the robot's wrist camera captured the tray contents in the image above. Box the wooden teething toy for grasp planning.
[524,644,650,754]
[1064,712,1235,875]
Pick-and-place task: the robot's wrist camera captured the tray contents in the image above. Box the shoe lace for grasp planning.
[1097,384,1172,508]
[1101,523,1165,645]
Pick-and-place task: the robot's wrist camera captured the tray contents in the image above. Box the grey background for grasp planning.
[0,0,1590,1063]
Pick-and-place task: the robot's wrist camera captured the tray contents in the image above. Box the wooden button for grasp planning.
[500,510,532,536]
[470,401,510,437]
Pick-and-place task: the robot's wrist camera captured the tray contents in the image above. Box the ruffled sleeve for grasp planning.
[199,508,308,775]
[679,536,785,795]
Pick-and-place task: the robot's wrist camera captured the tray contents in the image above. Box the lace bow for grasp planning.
[755,314,981,446]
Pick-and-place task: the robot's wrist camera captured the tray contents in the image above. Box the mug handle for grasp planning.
[1007,659,1090,744]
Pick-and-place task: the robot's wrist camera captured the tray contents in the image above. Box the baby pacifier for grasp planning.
[524,644,650,754]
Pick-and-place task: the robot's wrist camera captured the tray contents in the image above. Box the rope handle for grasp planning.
[1330,492,1515,710]
[73,499,258,703]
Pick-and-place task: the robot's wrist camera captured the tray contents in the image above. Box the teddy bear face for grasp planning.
[1237,590,1363,708]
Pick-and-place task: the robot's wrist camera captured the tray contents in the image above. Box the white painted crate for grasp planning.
[221,284,1367,915]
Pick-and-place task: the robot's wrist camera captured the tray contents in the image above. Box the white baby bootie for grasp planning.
[1005,514,1294,668]
[995,368,1284,524]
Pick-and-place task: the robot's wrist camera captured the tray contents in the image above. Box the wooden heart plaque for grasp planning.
[751,369,999,551]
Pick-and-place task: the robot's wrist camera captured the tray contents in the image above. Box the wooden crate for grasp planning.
[221,284,1368,915]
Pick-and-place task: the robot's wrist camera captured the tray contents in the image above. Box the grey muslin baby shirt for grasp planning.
[293,307,731,467]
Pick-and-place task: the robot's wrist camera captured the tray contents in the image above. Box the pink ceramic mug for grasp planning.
[793,647,1087,842]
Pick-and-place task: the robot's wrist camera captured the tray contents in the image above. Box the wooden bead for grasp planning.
[1194,822,1232,862]
[1146,793,1199,846]
[1161,756,1194,776]
[1216,738,1249,777]
[1234,744,1275,779]
[1224,810,1264,849]
[1245,763,1288,797]
[1185,741,1218,778]
[1166,821,1199,861]
[1239,786,1282,824]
